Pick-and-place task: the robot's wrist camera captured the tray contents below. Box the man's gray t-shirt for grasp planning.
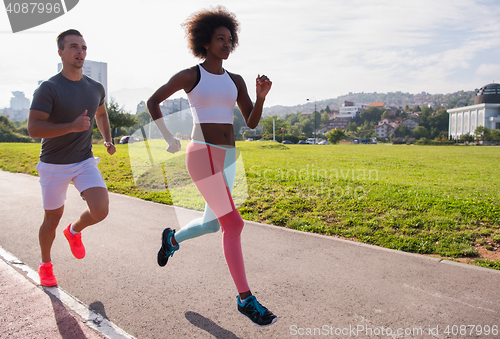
[31,72,105,164]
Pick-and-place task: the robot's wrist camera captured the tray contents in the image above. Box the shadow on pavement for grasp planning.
[89,301,109,319]
[49,297,89,339]
[185,311,241,339]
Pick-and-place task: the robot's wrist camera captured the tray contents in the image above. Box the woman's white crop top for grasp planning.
[186,65,238,124]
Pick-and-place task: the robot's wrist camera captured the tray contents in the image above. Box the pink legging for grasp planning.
[185,141,249,293]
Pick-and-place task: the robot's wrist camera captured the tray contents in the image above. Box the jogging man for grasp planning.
[27,29,116,287]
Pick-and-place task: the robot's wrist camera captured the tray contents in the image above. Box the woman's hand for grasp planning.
[256,74,272,100]
[166,136,181,153]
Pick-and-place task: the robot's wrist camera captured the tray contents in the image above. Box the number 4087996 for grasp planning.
[5,2,62,14]
[444,325,498,336]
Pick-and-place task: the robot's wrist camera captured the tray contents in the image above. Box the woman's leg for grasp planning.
[185,142,249,293]
[174,204,220,243]
[174,146,237,243]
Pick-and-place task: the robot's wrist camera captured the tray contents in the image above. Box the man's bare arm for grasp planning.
[27,109,90,138]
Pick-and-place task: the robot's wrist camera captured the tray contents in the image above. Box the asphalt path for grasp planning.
[0,169,499,339]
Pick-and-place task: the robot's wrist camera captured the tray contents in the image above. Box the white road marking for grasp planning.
[0,245,136,339]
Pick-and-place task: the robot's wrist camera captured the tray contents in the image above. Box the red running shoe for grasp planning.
[63,224,86,259]
[38,262,57,287]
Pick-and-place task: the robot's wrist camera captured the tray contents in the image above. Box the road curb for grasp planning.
[0,245,137,339]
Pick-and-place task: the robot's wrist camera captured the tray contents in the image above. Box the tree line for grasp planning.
[253,104,452,144]
[2,98,497,145]
[0,99,138,144]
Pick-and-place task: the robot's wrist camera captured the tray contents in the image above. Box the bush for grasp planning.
[0,117,33,142]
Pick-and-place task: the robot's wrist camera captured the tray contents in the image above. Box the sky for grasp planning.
[1,0,500,112]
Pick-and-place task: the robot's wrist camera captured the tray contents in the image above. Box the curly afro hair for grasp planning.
[182,6,239,59]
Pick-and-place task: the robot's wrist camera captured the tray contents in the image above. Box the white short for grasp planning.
[36,157,107,211]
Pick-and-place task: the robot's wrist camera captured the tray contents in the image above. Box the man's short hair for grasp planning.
[57,29,83,50]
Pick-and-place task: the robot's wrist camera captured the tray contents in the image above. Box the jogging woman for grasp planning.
[147,6,277,327]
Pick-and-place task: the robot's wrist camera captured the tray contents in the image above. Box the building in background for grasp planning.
[337,101,370,119]
[375,122,395,138]
[324,117,350,132]
[402,118,419,131]
[58,60,108,100]
[370,102,386,109]
[160,98,189,115]
[0,91,30,121]
[448,83,500,140]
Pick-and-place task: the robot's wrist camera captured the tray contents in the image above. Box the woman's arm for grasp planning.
[147,67,197,153]
[233,74,272,129]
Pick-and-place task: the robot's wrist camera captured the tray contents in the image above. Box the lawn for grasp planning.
[1,141,499,270]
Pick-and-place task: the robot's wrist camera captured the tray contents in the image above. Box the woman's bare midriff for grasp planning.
[191,123,235,147]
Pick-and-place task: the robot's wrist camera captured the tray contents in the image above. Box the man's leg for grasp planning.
[71,187,109,232]
[39,206,64,263]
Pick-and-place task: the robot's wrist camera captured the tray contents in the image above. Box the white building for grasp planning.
[0,91,30,121]
[402,118,419,131]
[337,101,369,119]
[10,91,30,110]
[375,122,395,138]
[448,83,500,139]
[160,98,189,115]
[58,60,108,100]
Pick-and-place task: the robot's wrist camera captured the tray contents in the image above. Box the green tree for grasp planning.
[460,133,474,143]
[106,98,138,141]
[325,128,345,144]
[0,116,33,142]
[135,110,151,127]
[394,125,411,138]
[233,107,245,139]
[474,126,489,141]
[428,109,448,133]
[346,122,358,132]
[321,111,330,125]
[419,106,432,129]
[288,125,302,137]
[242,130,254,140]
[298,119,314,137]
[490,129,500,141]
[413,126,429,139]
[360,107,383,123]
[286,113,300,126]
[260,115,286,139]
[312,111,321,130]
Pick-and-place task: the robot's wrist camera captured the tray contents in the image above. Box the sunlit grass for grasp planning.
[1,141,499,269]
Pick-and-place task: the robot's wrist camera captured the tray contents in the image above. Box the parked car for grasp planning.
[119,136,140,144]
[282,140,293,144]
[297,140,309,144]
[318,140,329,145]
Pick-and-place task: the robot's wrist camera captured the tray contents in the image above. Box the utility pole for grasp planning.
[273,118,275,142]
[307,97,317,143]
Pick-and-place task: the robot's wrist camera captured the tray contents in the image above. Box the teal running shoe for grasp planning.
[237,295,277,326]
[157,227,179,267]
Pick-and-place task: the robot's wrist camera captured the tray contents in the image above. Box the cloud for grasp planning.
[475,63,500,79]
[1,0,500,108]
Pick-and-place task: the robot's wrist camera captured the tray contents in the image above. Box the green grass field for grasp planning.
[1,141,499,270]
